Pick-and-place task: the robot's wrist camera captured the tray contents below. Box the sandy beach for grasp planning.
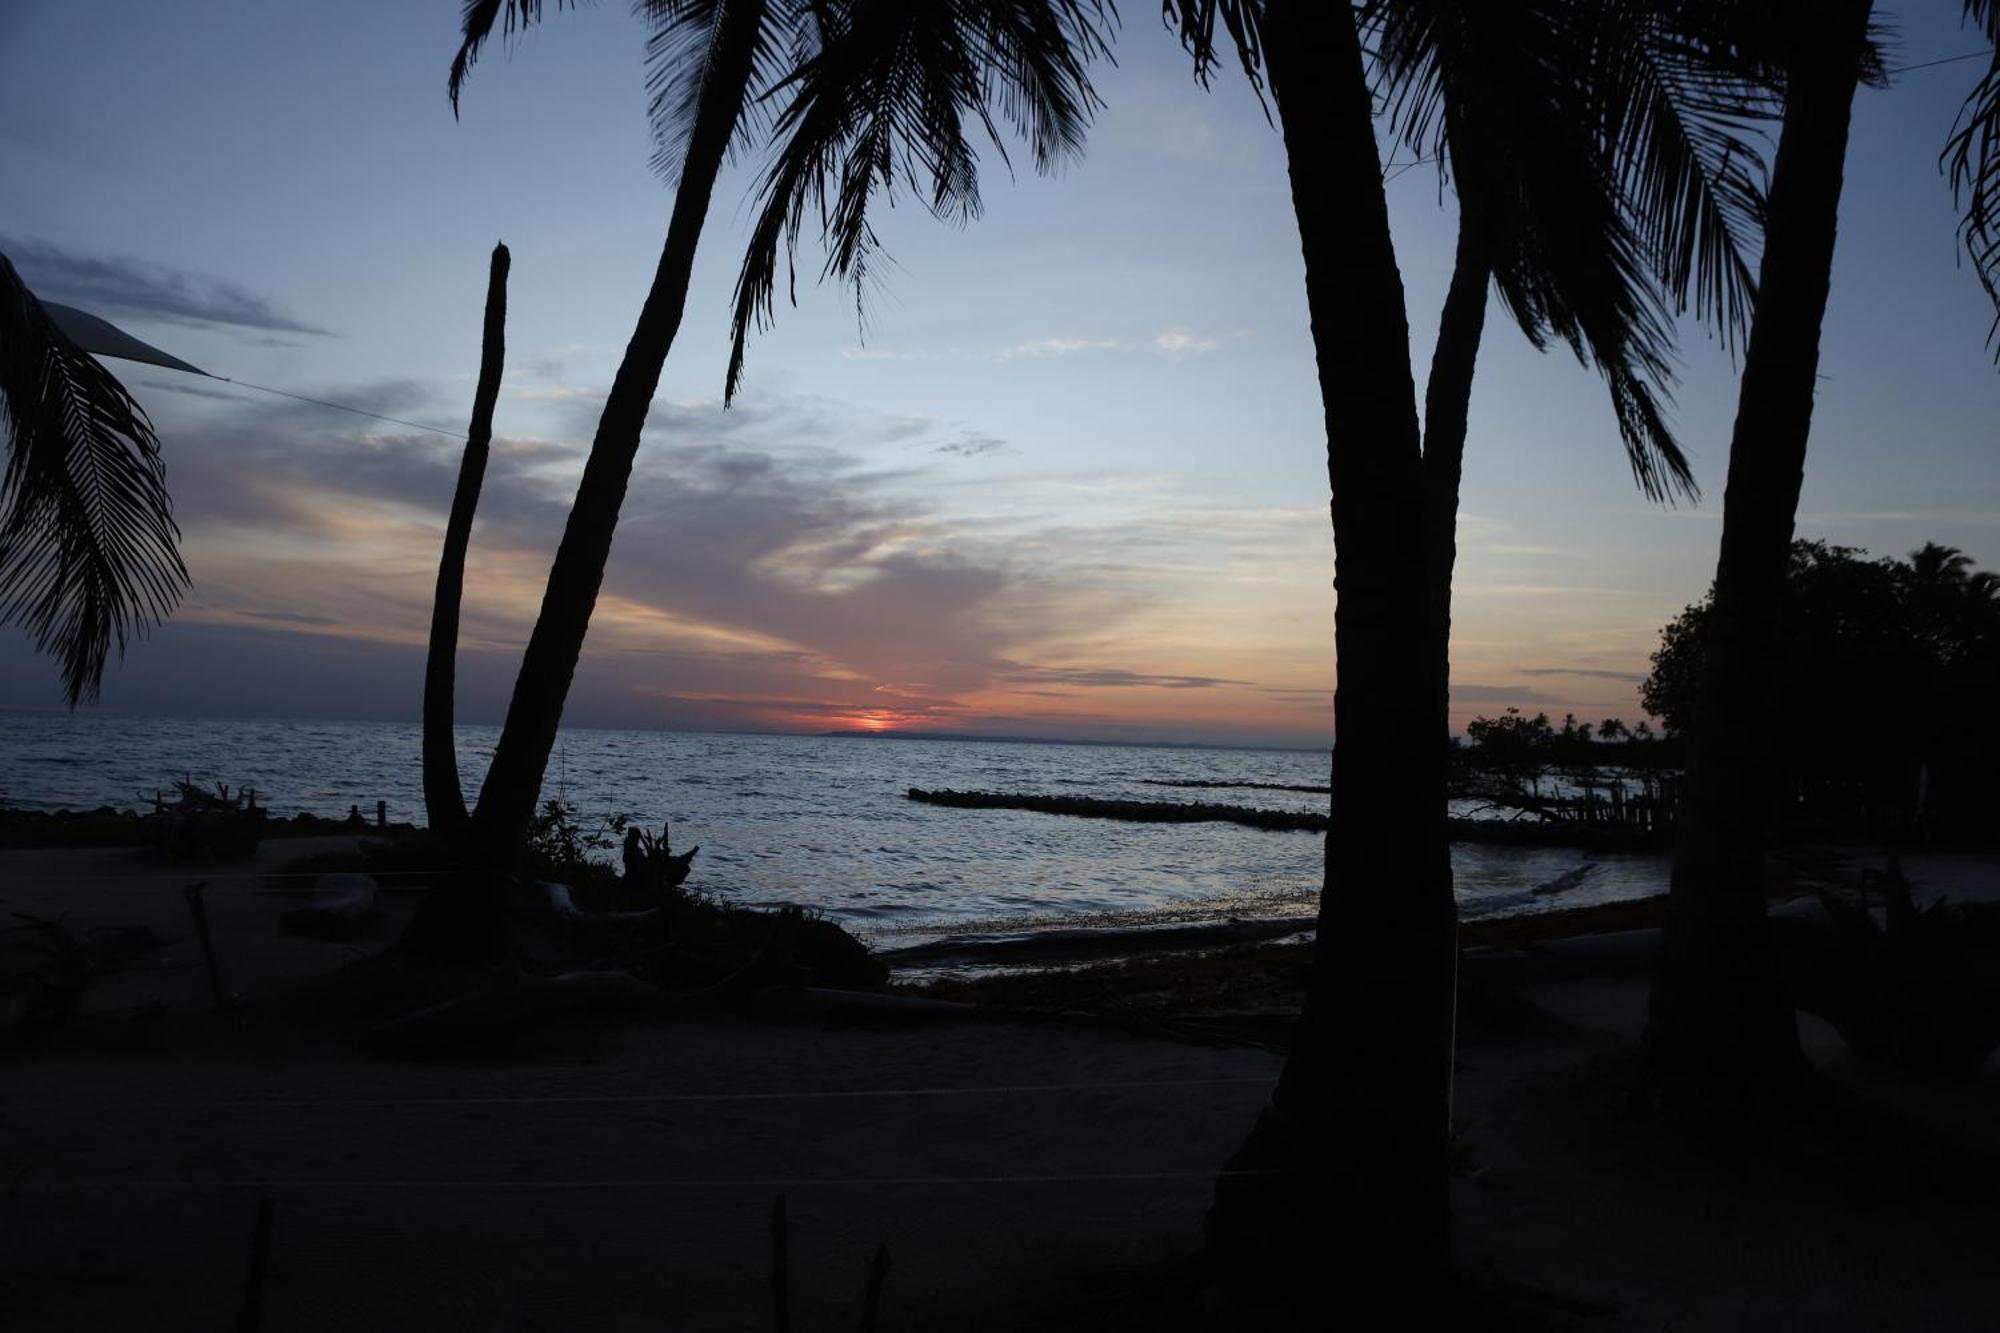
[4,831,1998,1330]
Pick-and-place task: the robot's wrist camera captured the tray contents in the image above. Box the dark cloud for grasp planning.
[3,234,328,334]
[1518,666,1646,683]
[1003,665,1253,690]
[935,433,1010,459]
[1450,683,1559,704]
[241,609,339,627]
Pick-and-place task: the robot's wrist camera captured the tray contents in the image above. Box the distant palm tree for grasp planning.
[1165,0,1772,1304]
[0,252,187,707]
[1647,1,2000,1102]
[448,1,1114,866]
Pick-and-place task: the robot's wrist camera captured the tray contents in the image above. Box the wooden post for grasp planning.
[235,1197,275,1332]
[376,800,386,829]
[771,1194,791,1333]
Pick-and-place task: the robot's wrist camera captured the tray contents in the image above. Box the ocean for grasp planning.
[0,713,1669,940]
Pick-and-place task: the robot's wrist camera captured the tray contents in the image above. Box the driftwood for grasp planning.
[146,780,264,861]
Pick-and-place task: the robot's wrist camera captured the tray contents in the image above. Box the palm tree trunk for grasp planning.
[423,241,510,844]
[1645,1,1874,1101]
[1421,205,1491,667]
[1205,0,1456,1309]
[470,2,764,865]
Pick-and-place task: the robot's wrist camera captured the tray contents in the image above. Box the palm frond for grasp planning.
[449,0,587,114]
[0,255,187,705]
[1372,0,1773,354]
[1160,0,1264,93]
[1944,1,2000,355]
[1372,0,1695,502]
[644,0,811,186]
[723,0,1114,401]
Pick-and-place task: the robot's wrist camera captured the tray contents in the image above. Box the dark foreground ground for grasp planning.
[3,836,1996,1330]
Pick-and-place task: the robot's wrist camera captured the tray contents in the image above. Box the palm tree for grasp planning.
[448,1,1115,867]
[0,252,188,707]
[422,242,511,842]
[1646,1,2000,1104]
[1166,0,1771,1304]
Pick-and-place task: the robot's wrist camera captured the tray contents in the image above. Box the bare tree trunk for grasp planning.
[1205,0,1456,1314]
[423,241,510,844]
[470,1,764,866]
[1645,1,1873,1103]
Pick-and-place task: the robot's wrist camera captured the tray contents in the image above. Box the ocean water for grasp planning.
[0,713,1669,939]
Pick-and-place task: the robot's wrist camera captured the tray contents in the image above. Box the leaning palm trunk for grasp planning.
[1206,0,1456,1305]
[423,241,511,843]
[470,3,764,864]
[1645,1,1874,1099]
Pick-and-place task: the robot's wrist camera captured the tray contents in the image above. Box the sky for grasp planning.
[2,2,1997,748]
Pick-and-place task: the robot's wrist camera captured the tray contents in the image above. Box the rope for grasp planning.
[208,376,468,441]
[1885,48,1993,76]
[0,1076,1275,1115]
[4,1167,1288,1193]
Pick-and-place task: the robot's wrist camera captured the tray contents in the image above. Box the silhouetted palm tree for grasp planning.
[0,252,187,706]
[422,242,511,841]
[1647,1,2000,1104]
[1165,0,1771,1306]
[449,1,1114,864]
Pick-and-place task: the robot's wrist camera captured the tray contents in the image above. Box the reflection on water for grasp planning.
[0,714,1669,937]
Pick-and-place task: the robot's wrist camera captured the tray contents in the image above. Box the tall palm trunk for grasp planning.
[1645,1,1874,1099]
[423,241,510,843]
[471,2,764,864]
[1420,205,1492,668]
[1206,0,1457,1305]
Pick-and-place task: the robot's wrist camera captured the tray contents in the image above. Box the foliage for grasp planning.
[0,252,187,705]
[521,799,634,887]
[1641,540,2000,838]
[1813,858,2000,1079]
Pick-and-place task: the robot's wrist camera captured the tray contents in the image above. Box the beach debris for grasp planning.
[279,873,382,939]
[235,1197,275,1333]
[182,881,238,1011]
[621,820,698,894]
[1531,862,1600,897]
[145,778,264,861]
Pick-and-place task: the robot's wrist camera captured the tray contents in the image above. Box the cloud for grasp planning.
[1450,683,1559,704]
[1152,326,1220,358]
[1003,665,1254,690]
[3,234,327,334]
[993,336,1118,361]
[240,609,340,627]
[934,433,1009,459]
[1519,667,1646,683]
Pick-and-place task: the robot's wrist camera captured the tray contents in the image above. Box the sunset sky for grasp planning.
[3,2,1997,748]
